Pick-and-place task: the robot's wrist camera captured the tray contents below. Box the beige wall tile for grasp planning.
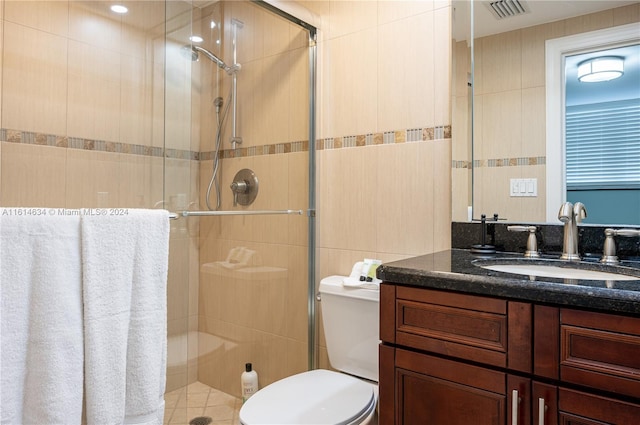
[327,0,377,40]
[289,47,311,142]
[520,21,565,89]
[165,158,197,213]
[68,2,121,52]
[378,12,435,131]
[375,143,435,255]
[564,9,614,36]
[150,156,165,209]
[2,22,68,135]
[521,87,545,158]
[613,3,640,25]
[378,0,434,25]
[288,152,309,246]
[476,31,521,95]
[65,149,120,208]
[321,28,378,137]
[520,165,546,223]
[117,154,153,208]
[433,139,452,252]
[454,40,470,98]
[164,37,194,151]
[229,0,265,65]
[168,236,191,322]
[4,0,69,37]
[317,147,377,251]
[120,54,154,146]
[67,40,121,141]
[452,94,471,160]
[120,2,165,60]
[480,90,522,159]
[0,142,67,207]
[254,53,292,145]
[451,167,471,222]
[434,6,452,127]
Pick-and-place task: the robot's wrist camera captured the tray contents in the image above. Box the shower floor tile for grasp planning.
[164,382,241,425]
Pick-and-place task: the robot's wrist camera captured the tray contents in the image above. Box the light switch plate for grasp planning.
[510,178,537,197]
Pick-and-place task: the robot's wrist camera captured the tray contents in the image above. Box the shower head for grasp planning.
[181,45,240,75]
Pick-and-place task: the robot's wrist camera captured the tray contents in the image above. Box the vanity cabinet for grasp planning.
[379,284,640,425]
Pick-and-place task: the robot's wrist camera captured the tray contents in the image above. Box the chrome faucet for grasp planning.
[600,228,640,264]
[558,202,587,261]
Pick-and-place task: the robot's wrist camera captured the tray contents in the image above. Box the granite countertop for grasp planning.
[377,249,640,315]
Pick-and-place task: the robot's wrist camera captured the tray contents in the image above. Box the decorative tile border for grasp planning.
[1,125,455,162]
[0,129,199,160]
[476,156,546,168]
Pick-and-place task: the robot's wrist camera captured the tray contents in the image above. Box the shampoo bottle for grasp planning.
[241,363,259,403]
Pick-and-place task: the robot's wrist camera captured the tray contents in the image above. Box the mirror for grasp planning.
[452,0,640,225]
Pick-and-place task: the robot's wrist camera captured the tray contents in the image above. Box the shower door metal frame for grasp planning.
[252,0,318,371]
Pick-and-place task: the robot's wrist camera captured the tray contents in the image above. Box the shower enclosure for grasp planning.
[0,0,316,421]
[166,0,317,399]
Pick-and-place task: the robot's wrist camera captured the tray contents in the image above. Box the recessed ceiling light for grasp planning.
[110,4,128,14]
[189,35,204,43]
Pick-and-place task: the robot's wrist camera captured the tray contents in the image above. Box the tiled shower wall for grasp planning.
[193,0,453,396]
[195,0,312,398]
[452,3,640,223]
[0,0,200,392]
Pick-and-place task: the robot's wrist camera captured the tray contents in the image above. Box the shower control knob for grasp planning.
[230,169,259,207]
[230,180,249,194]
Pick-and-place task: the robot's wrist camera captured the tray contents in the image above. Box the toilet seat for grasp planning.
[239,369,376,425]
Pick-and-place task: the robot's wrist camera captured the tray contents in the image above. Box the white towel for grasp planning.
[0,209,84,424]
[82,209,169,425]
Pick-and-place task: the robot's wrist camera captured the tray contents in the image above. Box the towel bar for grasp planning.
[169,209,308,219]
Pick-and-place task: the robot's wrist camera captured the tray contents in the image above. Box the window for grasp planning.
[565,98,640,190]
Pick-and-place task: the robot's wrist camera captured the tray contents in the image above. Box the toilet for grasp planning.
[239,275,380,425]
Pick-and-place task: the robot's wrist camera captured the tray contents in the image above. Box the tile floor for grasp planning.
[164,381,242,425]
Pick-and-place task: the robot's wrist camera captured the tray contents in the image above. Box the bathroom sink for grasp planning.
[473,258,640,281]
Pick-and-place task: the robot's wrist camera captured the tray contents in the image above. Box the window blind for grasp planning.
[566,98,640,190]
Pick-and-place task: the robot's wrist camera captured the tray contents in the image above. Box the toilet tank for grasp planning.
[319,276,380,382]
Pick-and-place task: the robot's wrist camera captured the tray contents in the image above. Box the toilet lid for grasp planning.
[239,369,376,425]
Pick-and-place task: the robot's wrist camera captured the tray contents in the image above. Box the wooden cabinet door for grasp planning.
[532,381,558,425]
[560,309,640,400]
[395,348,507,425]
[558,388,640,425]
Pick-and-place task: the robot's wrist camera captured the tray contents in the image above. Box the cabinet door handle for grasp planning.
[511,390,519,425]
[538,398,546,425]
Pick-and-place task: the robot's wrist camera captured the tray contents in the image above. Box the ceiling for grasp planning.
[453,1,638,41]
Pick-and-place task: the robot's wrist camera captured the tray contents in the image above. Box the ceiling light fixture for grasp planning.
[577,56,624,83]
[110,4,128,14]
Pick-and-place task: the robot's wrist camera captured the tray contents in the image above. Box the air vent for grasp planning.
[486,0,528,19]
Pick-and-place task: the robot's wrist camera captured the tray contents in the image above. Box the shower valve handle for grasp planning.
[231,180,249,194]
[230,181,248,207]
